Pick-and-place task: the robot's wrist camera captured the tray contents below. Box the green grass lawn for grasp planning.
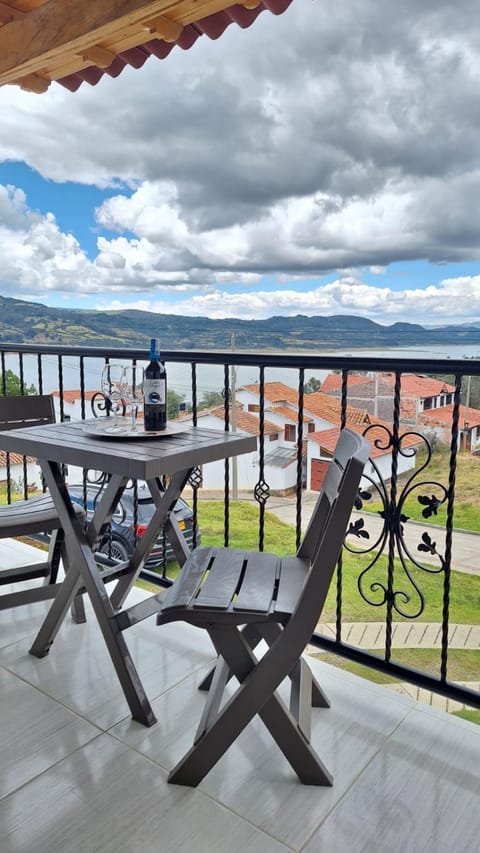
[315,648,480,683]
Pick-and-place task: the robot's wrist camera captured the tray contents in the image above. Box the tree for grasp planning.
[0,370,37,396]
[304,377,322,394]
[167,389,187,419]
[198,390,225,411]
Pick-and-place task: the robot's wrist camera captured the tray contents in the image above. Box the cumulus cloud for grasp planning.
[1,0,480,322]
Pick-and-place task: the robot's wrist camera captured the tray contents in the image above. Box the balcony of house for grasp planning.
[1,343,480,851]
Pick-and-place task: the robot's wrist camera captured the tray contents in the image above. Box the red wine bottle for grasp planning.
[144,338,167,431]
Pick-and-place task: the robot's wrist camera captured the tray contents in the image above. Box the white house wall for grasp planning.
[179,412,300,494]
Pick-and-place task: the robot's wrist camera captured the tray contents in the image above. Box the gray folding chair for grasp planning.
[157,427,370,786]
[0,395,84,615]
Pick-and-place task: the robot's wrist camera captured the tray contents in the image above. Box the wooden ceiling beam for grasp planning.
[0,1,24,24]
[0,0,179,85]
[77,45,118,68]
[142,14,183,43]
[18,72,50,93]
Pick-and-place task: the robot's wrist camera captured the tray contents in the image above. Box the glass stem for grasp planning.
[131,403,138,431]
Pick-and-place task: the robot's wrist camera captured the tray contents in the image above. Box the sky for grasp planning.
[1,0,480,327]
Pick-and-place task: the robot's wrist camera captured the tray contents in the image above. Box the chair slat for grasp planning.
[162,547,215,611]
[274,556,309,615]
[193,548,245,610]
[233,552,279,613]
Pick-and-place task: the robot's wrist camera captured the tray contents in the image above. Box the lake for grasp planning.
[4,342,478,402]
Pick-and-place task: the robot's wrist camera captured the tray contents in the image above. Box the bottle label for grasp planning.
[144,378,166,405]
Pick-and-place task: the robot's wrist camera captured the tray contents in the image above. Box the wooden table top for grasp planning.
[0,419,257,481]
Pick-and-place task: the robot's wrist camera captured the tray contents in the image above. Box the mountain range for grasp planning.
[1,294,480,351]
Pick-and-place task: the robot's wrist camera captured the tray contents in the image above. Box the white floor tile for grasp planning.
[0,667,100,799]
[0,734,290,853]
[303,707,480,853]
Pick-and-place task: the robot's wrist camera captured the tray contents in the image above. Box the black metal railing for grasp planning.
[1,341,479,711]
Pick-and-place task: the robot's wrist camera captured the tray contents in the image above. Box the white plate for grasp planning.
[83,421,186,440]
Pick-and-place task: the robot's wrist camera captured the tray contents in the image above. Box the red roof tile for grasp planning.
[241,381,300,406]
[57,0,294,92]
[321,374,371,393]
[419,404,480,428]
[309,423,422,458]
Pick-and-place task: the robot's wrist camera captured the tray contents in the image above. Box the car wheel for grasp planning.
[100,538,130,563]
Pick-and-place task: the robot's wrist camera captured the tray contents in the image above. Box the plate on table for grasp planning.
[82,421,187,440]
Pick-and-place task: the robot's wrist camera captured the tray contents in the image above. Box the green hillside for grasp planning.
[1,294,479,351]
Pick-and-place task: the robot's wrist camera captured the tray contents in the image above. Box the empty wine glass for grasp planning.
[121,365,144,432]
[101,364,124,431]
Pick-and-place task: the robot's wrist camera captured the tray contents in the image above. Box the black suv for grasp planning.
[67,481,200,569]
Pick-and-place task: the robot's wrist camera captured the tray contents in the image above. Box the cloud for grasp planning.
[1,0,480,319]
[96,274,480,325]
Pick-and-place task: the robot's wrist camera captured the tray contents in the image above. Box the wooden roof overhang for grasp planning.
[0,0,293,94]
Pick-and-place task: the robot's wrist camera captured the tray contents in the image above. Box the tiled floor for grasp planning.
[1,541,479,852]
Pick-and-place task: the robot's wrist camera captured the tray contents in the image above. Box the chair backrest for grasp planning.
[0,395,55,431]
[290,428,370,641]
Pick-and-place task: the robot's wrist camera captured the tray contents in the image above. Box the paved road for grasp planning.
[251,490,480,576]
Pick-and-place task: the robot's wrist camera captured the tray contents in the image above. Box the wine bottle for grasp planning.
[144,338,167,431]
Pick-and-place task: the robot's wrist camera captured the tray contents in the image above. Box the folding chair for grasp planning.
[0,395,84,615]
[157,427,370,786]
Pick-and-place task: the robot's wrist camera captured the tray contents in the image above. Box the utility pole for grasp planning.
[230,333,238,499]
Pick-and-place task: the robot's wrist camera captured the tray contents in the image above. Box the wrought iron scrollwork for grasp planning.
[90,392,126,419]
[345,425,448,619]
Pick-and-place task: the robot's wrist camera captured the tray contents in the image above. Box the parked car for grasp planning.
[67,481,200,570]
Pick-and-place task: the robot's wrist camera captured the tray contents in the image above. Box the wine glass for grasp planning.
[120,365,144,432]
[101,364,124,431]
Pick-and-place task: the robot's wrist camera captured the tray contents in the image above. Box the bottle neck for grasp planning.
[149,339,160,360]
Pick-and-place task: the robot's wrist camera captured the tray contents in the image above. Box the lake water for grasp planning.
[5,342,479,402]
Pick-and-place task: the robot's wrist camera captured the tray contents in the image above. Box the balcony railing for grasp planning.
[1,341,479,714]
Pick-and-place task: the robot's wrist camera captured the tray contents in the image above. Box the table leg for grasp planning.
[109,469,192,610]
[30,460,157,726]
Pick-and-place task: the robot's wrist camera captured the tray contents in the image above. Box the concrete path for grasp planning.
[319,621,480,650]
[314,621,480,713]
[252,490,480,575]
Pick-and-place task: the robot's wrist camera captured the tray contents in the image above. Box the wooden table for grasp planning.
[0,419,256,725]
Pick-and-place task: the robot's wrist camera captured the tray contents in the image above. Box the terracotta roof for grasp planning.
[0,0,293,93]
[419,404,480,429]
[241,381,300,407]
[309,423,422,458]
[51,390,99,404]
[0,450,35,466]
[271,405,312,423]
[321,374,371,393]
[303,390,371,427]
[383,374,456,398]
[174,403,279,436]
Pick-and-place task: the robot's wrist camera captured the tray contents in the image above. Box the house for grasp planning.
[322,372,480,451]
[51,390,100,422]
[306,423,421,492]
[419,403,480,451]
[0,450,43,494]
[175,404,300,494]
[238,382,421,491]
[321,372,457,424]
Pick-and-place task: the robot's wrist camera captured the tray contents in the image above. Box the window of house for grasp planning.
[423,397,433,410]
[308,422,315,433]
[248,404,260,412]
[269,432,279,442]
[285,424,296,442]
